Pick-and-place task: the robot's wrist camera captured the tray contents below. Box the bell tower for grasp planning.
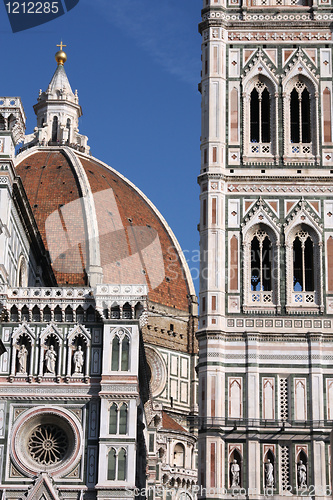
[198,0,333,495]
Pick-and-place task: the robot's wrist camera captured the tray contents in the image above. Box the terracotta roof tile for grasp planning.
[15,148,191,310]
[161,411,186,432]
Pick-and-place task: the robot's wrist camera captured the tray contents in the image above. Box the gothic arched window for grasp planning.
[10,305,19,322]
[293,231,314,292]
[107,448,127,481]
[250,86,270,144]
[250,231,271,292]
[121,337,129,371]
[109,403,118,434]
[285,223,322,313]
[32,306,40,322]
[111,334,130,372]
[111,336,120,371]
[243,223,279,313]
[43,306,51,322]
[243,76,276,163]
[117,448,127,481]
[119,404,128,434]
[284,77,317,161]
[107,448,116,480]
[109,403,128,435]
[290,86,311,144]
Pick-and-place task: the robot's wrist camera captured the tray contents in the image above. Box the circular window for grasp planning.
[28,424,68,465]
[11,407,82,477]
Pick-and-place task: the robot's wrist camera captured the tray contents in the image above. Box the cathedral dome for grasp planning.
[14,52,197,355]
[15,146,195,312]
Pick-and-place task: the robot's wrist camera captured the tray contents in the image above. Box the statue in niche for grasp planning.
[73,345,84,374]
[44,345,57,374]
[230,459,240,487]
[17,344,28,374]
[265,459,274,487]
[297,460,307,488]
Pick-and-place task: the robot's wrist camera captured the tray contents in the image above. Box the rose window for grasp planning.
[28,424,68,465]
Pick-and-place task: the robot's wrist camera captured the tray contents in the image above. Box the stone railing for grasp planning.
[250,143,271,154]
[0,284,148,323]
[292,291,316,305]
[250,291,273,304]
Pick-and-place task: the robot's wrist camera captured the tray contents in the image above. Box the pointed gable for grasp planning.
[26,473,62,500]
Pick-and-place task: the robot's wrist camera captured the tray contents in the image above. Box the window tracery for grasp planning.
[283,76,318,163]
[242,223,279,313]
[107,447,127,481]
[243,76,277,164]
[250,82,270,147]
[109,403,128,435]
[111,332,130,371]
[285,223,322,312]
[28,424,68,465]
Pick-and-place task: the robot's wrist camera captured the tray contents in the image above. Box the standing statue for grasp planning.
[265,459,274,487]
[73,345,84,374]
[297,460,307,488]
[17,344,28,374]
[230,459,240,487]
[44,345,57,374]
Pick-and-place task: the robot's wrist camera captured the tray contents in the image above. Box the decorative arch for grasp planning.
[8,113,16,131]
[110,302,120,319]
[110,327,131,372]
[109,402,128,435]
[65,305,73,322]
[242,219,280,313]
[67,325,91,378]
[282,73,319,163]
[11,324,35,377]
[174,442,185,468]
[10,305,19,322]
[242,66,278,163]
[296,447,308,488]
[264,447,275,488]
[39,324,62,377]
[122,302,132,319]
[107,447,127,481]
[228,445,242,488]
[285,221,322,313]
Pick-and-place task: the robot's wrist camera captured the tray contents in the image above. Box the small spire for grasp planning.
[55,41,67,66]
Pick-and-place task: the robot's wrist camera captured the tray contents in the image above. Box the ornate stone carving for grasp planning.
[44,346,57,375]
[265,459,274,487]
[297,460,307,488]
[230,459,240,487]
[17,344,28,374]
[73,346,84,375]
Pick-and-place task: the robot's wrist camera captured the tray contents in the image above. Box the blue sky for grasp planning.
[0,0,202,293]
